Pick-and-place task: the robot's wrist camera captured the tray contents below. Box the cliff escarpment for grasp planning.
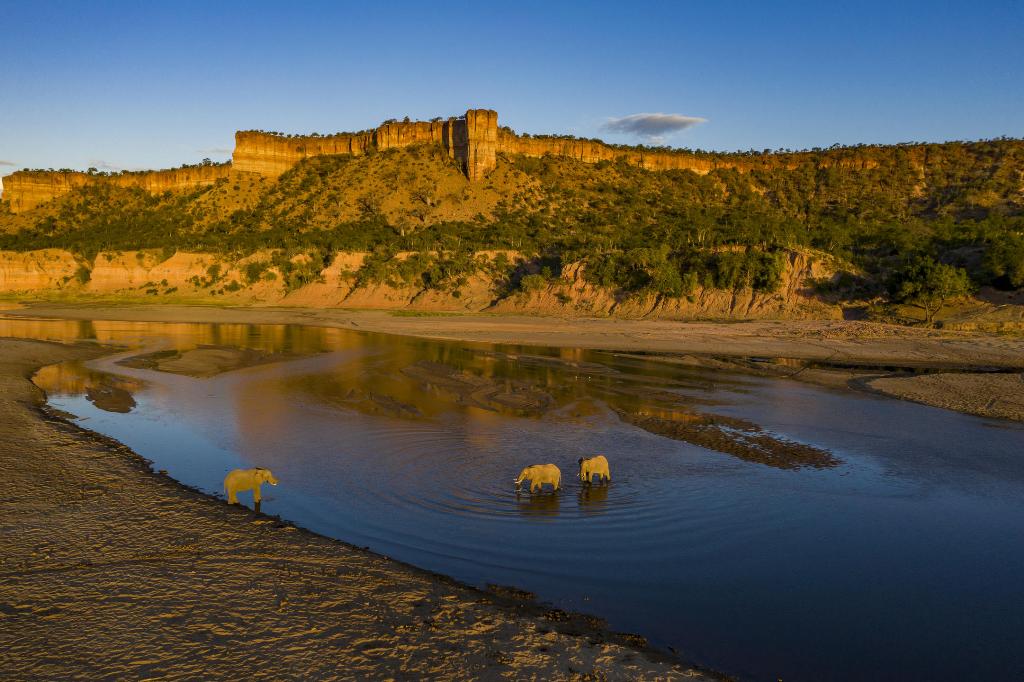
[3,164,231,213]
[2,106,936,214]
[232,109,499,180]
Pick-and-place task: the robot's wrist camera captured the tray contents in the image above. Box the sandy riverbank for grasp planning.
[4,303,1024,421]
[0,338,713,680]
[866,373,1024,422]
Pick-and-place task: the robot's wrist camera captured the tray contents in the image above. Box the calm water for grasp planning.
[6,317,1024,681]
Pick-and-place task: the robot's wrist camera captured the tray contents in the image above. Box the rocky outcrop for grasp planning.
[489,250,840,320]
[1,173,94,213]
[2,164,231,213]
[1,106,911,214]
[498,131,733,174]
[232,109,499,180]
[463,109,498,181]
[0,249,80,290]
[0,248,841,320]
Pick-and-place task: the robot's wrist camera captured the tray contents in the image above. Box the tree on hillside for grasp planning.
[984,234,1024,289]
[889,256,974,325]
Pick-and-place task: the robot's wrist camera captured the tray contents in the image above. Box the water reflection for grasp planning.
[515,490,561,518]
[34,361,141,413]
[577,483,610,513]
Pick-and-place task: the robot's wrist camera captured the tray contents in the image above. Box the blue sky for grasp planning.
[1,0,1021,174]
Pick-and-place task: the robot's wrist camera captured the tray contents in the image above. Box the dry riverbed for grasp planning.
[0,338,713,680]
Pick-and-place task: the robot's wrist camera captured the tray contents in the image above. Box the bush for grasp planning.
[520,273,547,292]
[74,264,91,284]
[243,261,268,284]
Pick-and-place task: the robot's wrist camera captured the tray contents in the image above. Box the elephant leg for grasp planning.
[227,489,237,504]
[252,484,262,504]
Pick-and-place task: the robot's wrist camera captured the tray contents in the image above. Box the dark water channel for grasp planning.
[7,318,1024,681]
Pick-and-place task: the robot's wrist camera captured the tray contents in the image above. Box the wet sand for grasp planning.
[867,372,1024,422]
[0,338,713,680]
[118,345,306,378]
[4,303,1024,421]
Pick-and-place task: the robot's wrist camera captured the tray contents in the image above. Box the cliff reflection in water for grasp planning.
[33,361,141,413]
[8,315,839,470]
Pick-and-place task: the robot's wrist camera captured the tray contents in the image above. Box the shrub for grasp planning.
[243,261,268,284]
[520,273,547,292]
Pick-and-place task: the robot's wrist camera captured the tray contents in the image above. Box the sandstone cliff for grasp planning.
[231,111,498,179]
[0,248,839,321]
[3,164,231,213]
[0,249,80,290]
[1,106,933,214]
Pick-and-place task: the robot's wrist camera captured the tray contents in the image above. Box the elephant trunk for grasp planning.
[514,470,528,489]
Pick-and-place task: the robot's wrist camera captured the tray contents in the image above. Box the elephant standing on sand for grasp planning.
[578,455,611,484]
[514,464,561,493]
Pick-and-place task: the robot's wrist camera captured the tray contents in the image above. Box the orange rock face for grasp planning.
[2,172,93,213]
[2,165,231,213]
[231,110,499,180]
[497,130,744,174]
[0,106,905,214]
[463,109,498,181]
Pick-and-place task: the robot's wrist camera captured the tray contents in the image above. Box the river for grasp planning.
[6,317,1023,681]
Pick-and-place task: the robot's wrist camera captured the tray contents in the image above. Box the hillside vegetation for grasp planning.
[1,138,1022,319]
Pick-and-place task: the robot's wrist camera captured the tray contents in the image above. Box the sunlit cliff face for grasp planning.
[5,104,889,213]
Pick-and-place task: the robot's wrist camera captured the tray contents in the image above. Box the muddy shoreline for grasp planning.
[0,338,719,680]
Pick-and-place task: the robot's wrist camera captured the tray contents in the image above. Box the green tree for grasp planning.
[890,256,974,324]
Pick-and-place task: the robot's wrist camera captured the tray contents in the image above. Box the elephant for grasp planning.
[224,467,278,506]
[514,464,561,493]
[578,455,611,484]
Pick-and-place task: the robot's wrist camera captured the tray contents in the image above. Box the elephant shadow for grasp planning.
[578,483,609,513]
[515,490,561,518]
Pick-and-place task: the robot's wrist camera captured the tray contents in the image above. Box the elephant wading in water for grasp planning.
[514,464,561,493]
[578,455,611,484]
[224,467,278,508]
